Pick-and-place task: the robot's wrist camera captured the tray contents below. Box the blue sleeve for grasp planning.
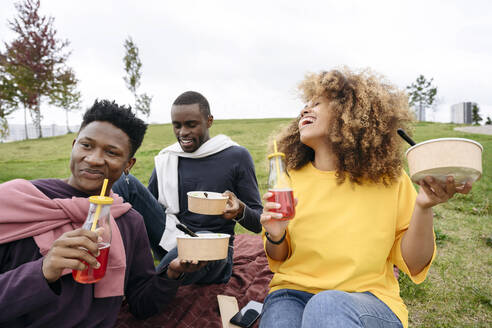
[148,168,159,200]
[0,254,60,322]
[233,148,263,233]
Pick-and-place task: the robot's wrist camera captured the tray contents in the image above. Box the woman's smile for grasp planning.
[299,115,316,130]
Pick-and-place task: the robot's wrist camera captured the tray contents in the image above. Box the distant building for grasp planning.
[451,102,475,124]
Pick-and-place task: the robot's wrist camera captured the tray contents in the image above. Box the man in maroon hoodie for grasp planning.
[0,100,204,327]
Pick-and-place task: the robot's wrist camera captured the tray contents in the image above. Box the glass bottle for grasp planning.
[72,195,113,284]
[267,150,295,220]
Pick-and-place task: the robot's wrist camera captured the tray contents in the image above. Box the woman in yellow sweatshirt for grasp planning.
[260,68,472,328]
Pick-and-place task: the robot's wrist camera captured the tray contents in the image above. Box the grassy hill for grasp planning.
[0,119,491,326]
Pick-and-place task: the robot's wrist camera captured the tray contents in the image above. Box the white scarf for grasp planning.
[154,134,238,251]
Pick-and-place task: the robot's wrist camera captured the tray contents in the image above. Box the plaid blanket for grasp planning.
[116,234,272,328]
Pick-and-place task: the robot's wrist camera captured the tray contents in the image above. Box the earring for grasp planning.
[125,171,130,185]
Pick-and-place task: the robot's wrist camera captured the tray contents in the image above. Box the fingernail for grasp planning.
[275,204,281,209]
[95,262,100,269]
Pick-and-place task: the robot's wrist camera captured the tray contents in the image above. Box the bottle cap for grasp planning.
[89,195,114,205]
[267,151,285,159]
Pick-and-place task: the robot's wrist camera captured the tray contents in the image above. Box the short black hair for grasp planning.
[172,91,211,118]
[79,100,148,157]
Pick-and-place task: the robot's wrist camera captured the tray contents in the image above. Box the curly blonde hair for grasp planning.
[277,67,414,185]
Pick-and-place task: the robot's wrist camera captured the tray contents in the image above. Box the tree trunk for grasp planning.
[23,106,28,140]
[66,109,71,133]
[30,104,43,138]
[0,116,9,140]
[36,108,42,138]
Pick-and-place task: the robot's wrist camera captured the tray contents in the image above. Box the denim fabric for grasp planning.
[112,173,167,259]
[260,289,312,328]
[260,289,402,328]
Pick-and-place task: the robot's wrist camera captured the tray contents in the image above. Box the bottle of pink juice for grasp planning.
[267,146,295,220]
[72,195,113,284]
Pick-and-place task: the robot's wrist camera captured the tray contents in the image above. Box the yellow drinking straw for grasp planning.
[273,140,280,180]
[90,178,109,231]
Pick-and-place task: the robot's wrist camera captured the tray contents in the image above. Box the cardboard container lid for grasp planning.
[187,191,228,200]
[177,233,230,239]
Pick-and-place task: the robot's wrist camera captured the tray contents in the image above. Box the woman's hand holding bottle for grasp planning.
[263,141,296,241]
[261,191,296,241]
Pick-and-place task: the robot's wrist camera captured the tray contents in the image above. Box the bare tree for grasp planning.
[49,67,81,133]
[123,36,152,117]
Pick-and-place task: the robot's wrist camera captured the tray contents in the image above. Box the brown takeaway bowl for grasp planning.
[187,191,228,215]
[406,138,483,185]
[177,233,230,261]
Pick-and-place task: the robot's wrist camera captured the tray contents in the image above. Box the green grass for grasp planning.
[1,120,491,326]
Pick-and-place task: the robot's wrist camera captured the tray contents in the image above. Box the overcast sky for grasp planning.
[1,0,491,126]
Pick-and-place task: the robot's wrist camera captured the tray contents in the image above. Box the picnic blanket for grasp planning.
[116,234,272,328]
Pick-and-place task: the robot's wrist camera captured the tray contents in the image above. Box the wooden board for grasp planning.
[217,294,241,328]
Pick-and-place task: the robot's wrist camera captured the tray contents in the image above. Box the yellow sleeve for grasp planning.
[389,172,436,284]
[262,228,292,273]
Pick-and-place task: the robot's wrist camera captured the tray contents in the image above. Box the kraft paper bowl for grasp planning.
[187,191,228,215]
[406,138,483,185]
[177,233,230,261]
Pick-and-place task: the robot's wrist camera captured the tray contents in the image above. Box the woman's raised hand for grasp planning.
[260,191,295,240]
[416,176,472,209]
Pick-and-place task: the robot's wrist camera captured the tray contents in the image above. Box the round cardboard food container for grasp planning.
[177,233,230,261]
[406,138,483,185]
[187,191,228,215]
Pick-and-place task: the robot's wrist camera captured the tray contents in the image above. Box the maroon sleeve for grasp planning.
[0,255,60,322]
[122,210,181,319]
